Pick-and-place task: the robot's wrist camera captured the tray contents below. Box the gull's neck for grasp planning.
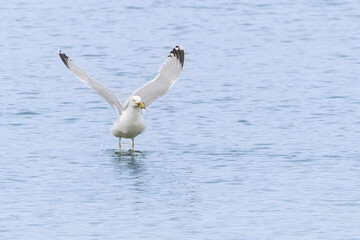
[122,106,143,120]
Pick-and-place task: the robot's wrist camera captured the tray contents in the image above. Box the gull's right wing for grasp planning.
[58,50,123,115]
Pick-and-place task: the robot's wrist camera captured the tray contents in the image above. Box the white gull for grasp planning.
[58,46,184,152]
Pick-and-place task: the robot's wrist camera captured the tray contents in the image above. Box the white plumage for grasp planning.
[58,46,184,152]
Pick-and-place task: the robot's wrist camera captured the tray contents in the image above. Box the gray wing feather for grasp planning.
[128,46,184,107]
[58,50,123,115]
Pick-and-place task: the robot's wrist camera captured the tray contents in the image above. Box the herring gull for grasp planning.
[58,46,184,152]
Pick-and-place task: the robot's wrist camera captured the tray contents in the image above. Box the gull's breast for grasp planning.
[111,111,145,138]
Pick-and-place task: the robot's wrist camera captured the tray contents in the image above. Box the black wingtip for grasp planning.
[169,46,184,68]
[58,50,70,69]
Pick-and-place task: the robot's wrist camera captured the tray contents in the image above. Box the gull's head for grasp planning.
[131,96,146,109]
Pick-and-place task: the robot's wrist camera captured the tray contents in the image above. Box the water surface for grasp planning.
[1,0,360,239]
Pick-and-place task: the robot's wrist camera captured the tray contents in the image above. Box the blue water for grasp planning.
[1,0,360,239]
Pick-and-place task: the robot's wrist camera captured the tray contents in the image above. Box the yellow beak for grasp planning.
[136,102,146,109]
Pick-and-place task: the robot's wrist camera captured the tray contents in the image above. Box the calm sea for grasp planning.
[1,0,360,239]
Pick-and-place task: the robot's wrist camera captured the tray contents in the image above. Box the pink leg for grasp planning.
[119,138,122,153]
[131,138,135,152]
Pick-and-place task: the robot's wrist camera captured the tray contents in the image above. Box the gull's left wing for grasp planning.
[127,46,184,108]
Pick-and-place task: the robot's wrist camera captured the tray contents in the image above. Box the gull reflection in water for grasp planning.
[112,150,147,175]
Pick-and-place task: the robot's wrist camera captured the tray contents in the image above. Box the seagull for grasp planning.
[58,46,184,152]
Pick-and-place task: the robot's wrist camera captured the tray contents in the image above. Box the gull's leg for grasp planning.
[131,138,135,153]
[119,137,122,153]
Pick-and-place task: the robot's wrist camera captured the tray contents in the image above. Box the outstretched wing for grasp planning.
[128,46,184,107]
[58,50,123,115]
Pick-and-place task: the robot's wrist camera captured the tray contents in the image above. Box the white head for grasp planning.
[130,96,146,109]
